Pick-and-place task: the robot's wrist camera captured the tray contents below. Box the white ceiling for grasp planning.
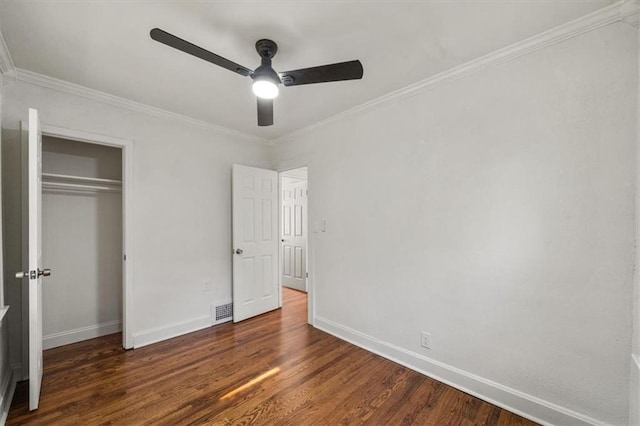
[0,0,614,140]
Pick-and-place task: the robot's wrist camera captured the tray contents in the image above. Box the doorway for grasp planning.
[40,136,123,349]
[231,164,311,324]
[28,125,133,352]
[279,167,308,294]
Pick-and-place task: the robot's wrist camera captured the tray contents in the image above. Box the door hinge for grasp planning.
[124,254,127,261]
[306,272,309,278]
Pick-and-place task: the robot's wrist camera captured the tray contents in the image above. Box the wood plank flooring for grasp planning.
[8,288,537,425]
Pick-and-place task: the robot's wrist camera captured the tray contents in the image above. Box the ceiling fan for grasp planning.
[150,28,364,127]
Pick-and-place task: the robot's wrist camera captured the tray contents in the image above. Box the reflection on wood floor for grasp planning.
[8,288,537,425]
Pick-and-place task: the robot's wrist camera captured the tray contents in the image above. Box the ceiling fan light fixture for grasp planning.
[252,79,279,99]
[150,30,364,126]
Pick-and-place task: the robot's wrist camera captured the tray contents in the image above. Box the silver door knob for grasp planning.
[15,269,50,279]
[235,248,243,255]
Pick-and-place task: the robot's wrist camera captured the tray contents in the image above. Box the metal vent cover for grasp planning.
[215,303,233,321]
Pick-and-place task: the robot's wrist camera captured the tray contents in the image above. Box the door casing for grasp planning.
[20,123,134,358]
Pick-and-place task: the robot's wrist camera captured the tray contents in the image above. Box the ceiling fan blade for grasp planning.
[279,60,363,87]
[257,98,273,126]
[150,28,252,77]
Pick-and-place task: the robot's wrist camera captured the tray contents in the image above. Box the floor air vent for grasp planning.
[213,302,233,325]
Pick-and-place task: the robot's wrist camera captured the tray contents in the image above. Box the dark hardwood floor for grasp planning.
[8,288,537,425]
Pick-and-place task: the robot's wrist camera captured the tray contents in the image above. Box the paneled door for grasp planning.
[16,108,49,410]
[232,164,279,322]
[281,180,307,292]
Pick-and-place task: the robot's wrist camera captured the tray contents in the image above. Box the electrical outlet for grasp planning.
[421,331,432,349]
[203,281,212,292]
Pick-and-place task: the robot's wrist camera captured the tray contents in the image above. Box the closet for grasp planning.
[41,136,123,349]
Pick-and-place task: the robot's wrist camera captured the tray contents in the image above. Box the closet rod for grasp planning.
[42,173,122,186]
[42,182,121,192]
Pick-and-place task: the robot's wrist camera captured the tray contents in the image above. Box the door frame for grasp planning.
[36,125,134,349]
[278,169,309,293]
[277,164,313,325]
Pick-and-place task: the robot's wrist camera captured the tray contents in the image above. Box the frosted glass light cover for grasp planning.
[252,80,279,99]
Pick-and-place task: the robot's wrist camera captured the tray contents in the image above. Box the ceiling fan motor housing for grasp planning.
[252,61,281,84]
[252,39,281,84]
[255,39,278,59]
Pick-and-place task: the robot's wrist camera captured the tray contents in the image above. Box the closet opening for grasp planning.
[40,135,125,350]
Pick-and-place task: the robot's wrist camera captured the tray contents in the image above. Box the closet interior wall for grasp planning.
[41,136,123,349]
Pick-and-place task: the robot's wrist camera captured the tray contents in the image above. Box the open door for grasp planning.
[232,164,279,322]
[15,108,49,410]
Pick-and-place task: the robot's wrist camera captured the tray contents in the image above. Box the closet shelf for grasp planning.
[42,173,122,193]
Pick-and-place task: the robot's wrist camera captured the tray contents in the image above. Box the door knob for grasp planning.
[15,269,51,279]
[235,248,243,255]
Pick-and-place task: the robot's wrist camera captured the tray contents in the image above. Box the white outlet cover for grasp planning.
[421,331,432,349]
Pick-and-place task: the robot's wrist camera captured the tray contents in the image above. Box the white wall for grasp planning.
[272,22,637,425]
[631,24,640,426]
[1,78,271,367]
[41,137,123,349]
[43,136,122,179]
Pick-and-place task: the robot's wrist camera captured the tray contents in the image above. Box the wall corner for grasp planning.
[622,0,640,27]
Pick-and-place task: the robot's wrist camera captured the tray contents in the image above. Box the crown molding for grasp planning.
[621,0,640,27]
[14,68,268,145]
[0,27,16,77]
[273,1,629,144]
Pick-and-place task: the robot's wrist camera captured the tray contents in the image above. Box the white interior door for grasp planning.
[232,164,279,322]
[16,108,46,410]
[281,179,307,292]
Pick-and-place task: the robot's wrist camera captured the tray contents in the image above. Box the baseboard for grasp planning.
[314,316,605,426]
[9,365,23,384]
[133,315,211,349]
[0,367,16,426]
[43,320,122,350]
